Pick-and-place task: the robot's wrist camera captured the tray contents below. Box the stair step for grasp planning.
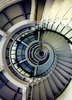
[58,56,72,63]
[56,0,72,18]
[43,78,54,100]
[57,63,72,75]
[42,0,54,20]
[51,72,64,90]
[53,70,68,85]
[57,60,72,69]
[47,75,59,96]
[32,84,39,100]
[39,81,47,100]
[49,0,64,19]
[56,66,70,79]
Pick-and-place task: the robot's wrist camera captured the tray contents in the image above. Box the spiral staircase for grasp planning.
[0,0,72,100]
